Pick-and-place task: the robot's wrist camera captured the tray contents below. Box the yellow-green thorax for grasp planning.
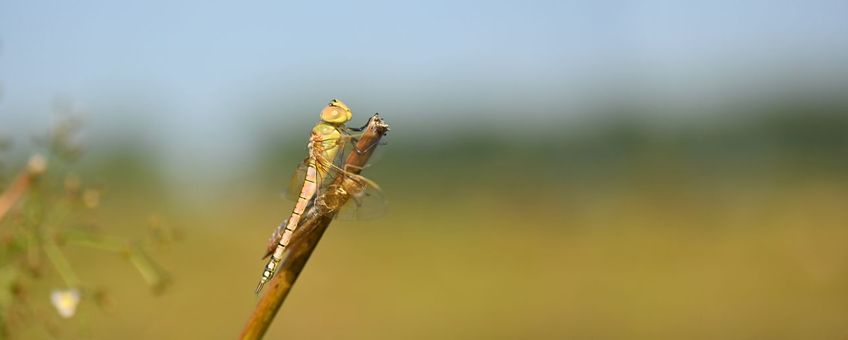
[310,99,352,175]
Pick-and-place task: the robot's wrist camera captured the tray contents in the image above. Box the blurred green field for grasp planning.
[19,176,848,339]
[6,108,848,339]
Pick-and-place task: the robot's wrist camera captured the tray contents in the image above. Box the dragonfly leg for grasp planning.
[345,136,381,156]
[348,115,375,132]
[344,164,365,172]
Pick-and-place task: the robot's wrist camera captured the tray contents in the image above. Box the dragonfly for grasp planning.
[255,99,384,293]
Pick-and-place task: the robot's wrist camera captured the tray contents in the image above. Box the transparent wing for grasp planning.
[334,173,387,221]
[286,157,339,202]
[263,219,288,258]
[318,131,388,221]
[284,161,309,202]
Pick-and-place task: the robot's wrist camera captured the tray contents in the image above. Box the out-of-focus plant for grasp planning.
[0,107,174,337]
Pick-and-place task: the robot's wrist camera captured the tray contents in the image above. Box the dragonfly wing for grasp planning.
[284,162,309,201]
[335,174,387,220]
[263,219,288,258]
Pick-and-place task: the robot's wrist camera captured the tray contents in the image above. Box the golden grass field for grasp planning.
[11,168,847,339]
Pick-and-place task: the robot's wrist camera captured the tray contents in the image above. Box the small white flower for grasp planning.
[51,288,81,318]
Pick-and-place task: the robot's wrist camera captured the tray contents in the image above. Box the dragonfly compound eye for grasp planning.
[320,105,351,124]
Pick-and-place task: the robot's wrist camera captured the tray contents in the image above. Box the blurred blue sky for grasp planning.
[1,0,847,186]
[2,1,846,116]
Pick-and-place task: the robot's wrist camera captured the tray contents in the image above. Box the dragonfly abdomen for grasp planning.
[255,164,319,293]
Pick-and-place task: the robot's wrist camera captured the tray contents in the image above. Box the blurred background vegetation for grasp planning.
[2,1,848,339]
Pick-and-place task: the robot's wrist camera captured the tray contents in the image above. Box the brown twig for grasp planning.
[0,154,48,222]
[240,114,390,340]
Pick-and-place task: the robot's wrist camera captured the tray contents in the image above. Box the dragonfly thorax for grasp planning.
[312,123,343,145]
[310,123,344,172]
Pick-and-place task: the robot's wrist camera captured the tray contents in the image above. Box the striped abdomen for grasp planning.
[254,123,343,293]
[255,162,319,293]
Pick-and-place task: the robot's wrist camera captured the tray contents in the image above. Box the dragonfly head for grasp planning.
[321,99,353,125]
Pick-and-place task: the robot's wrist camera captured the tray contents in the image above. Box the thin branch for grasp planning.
[0,154,47,222]
[65,231,170,292]
[43,232,82,288]
[240,114,390,340]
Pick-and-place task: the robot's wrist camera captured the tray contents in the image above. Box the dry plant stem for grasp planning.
[0,154,47,222]
[240,114,389,340]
